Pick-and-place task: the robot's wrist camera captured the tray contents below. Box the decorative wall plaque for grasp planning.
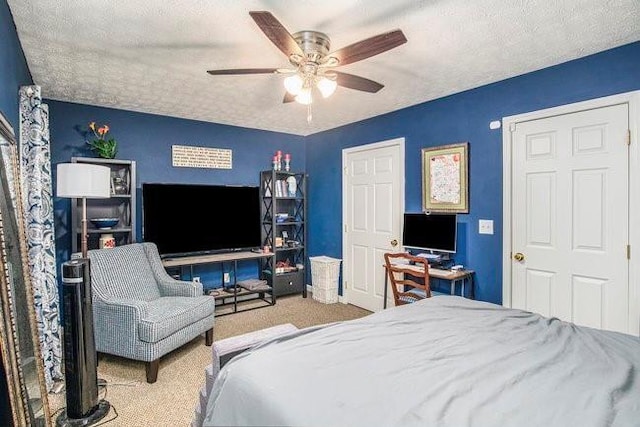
[172,145,232,169]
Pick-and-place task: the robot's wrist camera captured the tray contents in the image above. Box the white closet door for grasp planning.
[511,103,630,334]
[343,140,403,312]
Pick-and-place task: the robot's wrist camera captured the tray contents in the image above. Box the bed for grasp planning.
[202,296,640,427]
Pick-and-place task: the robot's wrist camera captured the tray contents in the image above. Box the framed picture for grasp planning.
[422,142,469,213]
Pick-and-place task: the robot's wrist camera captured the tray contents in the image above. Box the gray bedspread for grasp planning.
[203,296,640,427]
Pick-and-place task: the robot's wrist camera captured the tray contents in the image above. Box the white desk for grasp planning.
[383,264,474,309]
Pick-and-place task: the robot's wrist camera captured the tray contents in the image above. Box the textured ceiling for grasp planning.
[7,0,640,136]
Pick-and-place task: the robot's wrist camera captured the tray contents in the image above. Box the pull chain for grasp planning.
[307,104,312,124]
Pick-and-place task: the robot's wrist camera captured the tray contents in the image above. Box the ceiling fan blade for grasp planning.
[249,11,304,59]
[207,68,279,75]
[325,29,407,66]
[333,71,384,93]
[283,92,295,103]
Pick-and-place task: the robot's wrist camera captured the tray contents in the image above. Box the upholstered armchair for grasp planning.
[87,242,215,383]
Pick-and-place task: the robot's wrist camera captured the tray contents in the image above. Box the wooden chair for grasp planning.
[384,252,432,306]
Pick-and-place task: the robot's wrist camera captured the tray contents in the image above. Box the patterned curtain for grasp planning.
[18,85,63,390]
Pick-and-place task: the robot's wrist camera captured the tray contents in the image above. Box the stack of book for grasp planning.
[274,179,288,197]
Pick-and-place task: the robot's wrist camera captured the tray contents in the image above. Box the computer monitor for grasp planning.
[402,213,457,253]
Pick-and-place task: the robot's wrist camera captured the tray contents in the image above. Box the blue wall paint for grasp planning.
[305,41,640,304]
[47,100,305,288]
[0,0,32,128]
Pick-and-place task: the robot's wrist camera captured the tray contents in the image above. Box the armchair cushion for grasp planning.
[138,296,216,343]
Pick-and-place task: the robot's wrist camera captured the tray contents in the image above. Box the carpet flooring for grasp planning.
[49,294,371,426]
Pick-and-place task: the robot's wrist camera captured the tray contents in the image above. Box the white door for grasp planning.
[511,103,630,333]
[343,139,404,312]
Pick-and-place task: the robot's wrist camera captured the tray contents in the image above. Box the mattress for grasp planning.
[203,296,640,427]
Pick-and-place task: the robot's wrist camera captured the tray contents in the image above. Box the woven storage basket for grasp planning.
[309,256,341,303]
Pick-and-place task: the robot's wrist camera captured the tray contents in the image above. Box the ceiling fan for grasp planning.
[206,11,407,109]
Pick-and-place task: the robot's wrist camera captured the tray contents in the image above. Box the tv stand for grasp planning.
[162,251,275,316]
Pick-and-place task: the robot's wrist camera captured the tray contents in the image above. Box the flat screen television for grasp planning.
[402,213,457,253]
[142,183,261,256]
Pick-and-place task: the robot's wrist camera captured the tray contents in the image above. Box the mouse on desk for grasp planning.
[451,264,464,271]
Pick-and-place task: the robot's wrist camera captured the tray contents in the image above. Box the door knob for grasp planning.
[390,239,398,247]
[513,252,525,262]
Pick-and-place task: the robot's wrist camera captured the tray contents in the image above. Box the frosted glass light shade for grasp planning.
[316,77,337,98]
[295,87,313,105]
[284,74,303,95]
[56,163,111,198]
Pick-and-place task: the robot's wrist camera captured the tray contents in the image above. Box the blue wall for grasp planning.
[47,101,305,287]
[305,41,640,304]
[0,0,31,128]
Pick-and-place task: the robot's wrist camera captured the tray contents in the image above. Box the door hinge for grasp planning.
[627,244,631,260]
[627,129,631,146]
[344,223,348,233]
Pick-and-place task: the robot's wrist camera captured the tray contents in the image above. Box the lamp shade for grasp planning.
[57,163,111,199]
[284,74,303,95]
[316,77,337,98]
[294,87,313,105]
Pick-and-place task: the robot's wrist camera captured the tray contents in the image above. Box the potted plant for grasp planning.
[87,122,117,159]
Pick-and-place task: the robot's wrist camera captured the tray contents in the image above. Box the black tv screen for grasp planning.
[402,213,457,253]
[142,183,261,256]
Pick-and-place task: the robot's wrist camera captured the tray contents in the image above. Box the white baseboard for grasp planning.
[306,284,346,304]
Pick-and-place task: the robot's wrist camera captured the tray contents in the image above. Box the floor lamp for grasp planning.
[56,163,111,426]
[56,163,111,257]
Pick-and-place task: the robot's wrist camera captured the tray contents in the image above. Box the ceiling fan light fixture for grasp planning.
[284,74,303,95]
[295,87,313,105]
[316,76,337,98]
[207,11,407,116]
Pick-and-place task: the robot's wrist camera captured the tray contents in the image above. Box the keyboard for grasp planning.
[416,253,442,261]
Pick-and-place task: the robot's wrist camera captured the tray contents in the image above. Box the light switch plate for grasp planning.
[479,219,494,235]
